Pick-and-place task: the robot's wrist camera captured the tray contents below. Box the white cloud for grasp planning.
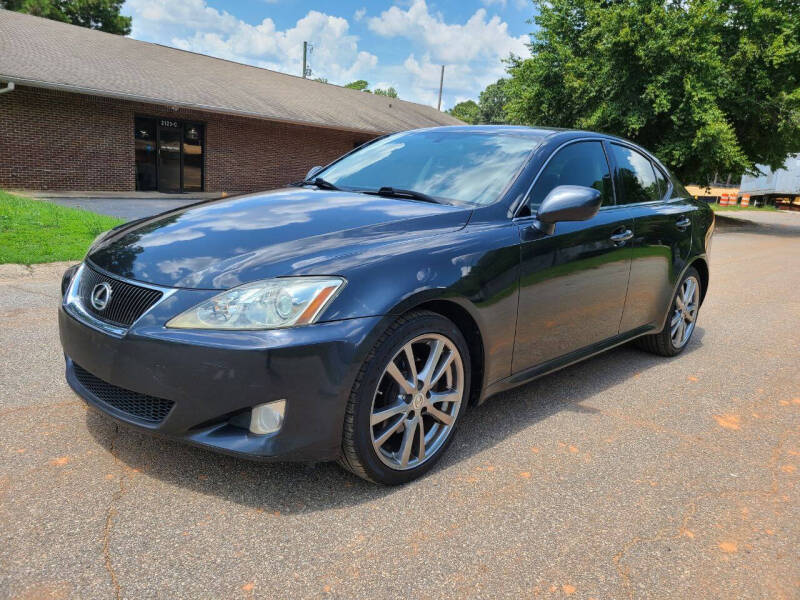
[482,0,508,7]
[122,0,528,110]
[367,0,528,108]
[124,0,377,84]
[127,0,239,39]
[368,1,526,63]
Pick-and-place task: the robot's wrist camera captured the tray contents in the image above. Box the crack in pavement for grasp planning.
[0,264,35,278]
[4,283,61,300]
[612,488,774,599]
[596,406,749,461]
[611,428,795,599]
[103,424,127,600]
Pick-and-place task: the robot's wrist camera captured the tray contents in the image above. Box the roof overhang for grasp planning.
[1,75,388,137]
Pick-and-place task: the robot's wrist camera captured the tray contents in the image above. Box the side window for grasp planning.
[652,164,668,199]
[528,141,613,210]
[610,144,662,204]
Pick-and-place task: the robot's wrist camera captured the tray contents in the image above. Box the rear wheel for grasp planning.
[635,267,701,357]
[339,311,470,485]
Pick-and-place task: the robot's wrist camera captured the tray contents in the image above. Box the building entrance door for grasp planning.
[134,117,204,193]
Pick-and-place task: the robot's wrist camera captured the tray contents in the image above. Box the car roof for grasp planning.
[404,125,640,146]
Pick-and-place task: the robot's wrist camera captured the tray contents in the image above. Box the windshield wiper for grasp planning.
[289,177,340,190]
[369,187,446,205]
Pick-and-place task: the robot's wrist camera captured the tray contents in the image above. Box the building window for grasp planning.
[183,124,204,192]
[134,117,204,193]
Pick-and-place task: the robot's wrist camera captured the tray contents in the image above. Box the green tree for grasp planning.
[478,78,509,124]
[504,0,800,183]
[1,0,131,35]
[344,80,371,92]
[374,87,399,98]
[447,100,481,124]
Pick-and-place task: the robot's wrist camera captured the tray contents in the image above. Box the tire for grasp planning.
[338,310,471,485]
[635,266,702,357]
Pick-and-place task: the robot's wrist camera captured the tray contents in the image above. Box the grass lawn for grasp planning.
[0,189,124,265]
[710,203,777,212]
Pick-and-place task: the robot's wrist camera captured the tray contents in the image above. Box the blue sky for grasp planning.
[121,0,537,109]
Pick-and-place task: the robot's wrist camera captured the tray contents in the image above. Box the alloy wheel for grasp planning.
[670,275,699,348]
[369,333,464,470]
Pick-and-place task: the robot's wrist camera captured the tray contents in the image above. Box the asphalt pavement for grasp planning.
[0,210,798,599]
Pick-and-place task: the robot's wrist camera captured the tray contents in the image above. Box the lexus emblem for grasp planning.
[90,282,112,311]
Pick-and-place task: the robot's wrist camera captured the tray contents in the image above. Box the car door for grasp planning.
[607,143,697,332]
[512,139,634,374]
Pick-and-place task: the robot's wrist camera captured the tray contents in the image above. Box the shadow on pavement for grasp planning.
[85,328,704,514]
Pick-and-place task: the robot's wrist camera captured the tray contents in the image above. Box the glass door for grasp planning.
[135,117,204,193]
[157,119,182,193]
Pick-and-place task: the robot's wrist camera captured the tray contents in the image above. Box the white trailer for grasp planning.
[740,155,800,194]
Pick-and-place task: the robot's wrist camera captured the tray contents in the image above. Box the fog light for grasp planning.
[249,400,286,435]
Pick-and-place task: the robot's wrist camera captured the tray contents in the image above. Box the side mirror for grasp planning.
[534,185,602,235]
[305,166,323,181]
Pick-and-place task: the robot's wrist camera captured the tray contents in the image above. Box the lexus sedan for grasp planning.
[60,126,713,484]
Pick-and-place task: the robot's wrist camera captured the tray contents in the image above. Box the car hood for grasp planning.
[87,188,472,289]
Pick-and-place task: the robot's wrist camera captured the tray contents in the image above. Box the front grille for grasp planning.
[78,265,163,327]
[73,363,175,424]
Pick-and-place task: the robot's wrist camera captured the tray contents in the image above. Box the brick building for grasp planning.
[0,10,460,194]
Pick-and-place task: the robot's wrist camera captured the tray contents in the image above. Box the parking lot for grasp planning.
[1,211,798,599]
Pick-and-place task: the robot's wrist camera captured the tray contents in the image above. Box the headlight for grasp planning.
[165,277,346,330]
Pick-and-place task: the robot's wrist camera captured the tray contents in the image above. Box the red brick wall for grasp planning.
[0,86,375,192]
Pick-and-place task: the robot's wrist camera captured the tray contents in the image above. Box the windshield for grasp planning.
[317,130,539,206]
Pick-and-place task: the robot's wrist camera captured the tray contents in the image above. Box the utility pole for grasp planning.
[302,41,308,78]
[437,65,445,111]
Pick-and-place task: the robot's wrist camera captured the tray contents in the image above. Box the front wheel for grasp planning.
[635,267,701,357]
[339,311,470,485]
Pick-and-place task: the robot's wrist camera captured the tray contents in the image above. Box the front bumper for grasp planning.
[59,304,383,461]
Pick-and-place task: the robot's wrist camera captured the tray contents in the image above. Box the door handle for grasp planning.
[610,229,634,244]
[675,216,691,231]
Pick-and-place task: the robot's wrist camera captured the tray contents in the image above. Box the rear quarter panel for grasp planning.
[619,198,698,331]
[692,199,715,259]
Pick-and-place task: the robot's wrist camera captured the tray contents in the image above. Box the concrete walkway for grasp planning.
[13,190,235,221]
[14,189,227,200]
